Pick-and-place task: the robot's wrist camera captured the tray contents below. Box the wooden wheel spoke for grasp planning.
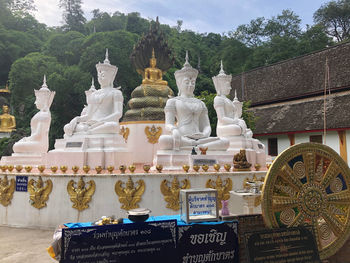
[289,212,304,227]
[321,210,344,237]
[280,165,303,190]
[327,190,350,205]
[304,152,315,183]
[321,161,340,188]
[272,196,299,211]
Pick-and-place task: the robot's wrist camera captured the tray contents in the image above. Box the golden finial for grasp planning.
[152,48,155,59]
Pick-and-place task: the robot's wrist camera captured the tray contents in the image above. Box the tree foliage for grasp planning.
[314,0,350,42]
[59,0,86,33]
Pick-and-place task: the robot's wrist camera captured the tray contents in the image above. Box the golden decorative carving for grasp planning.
[67,177,96,211]
[161,177,190,211]
[115,177,145,210]
[0,175,15,206]
[156,164,163,173]
[261,142,350,260]
[143,164,150,173]
[145,125,162,144]
[206,176,232,209]
[243,174,265,207]
[28,176,53,209]
[119,126,130,143]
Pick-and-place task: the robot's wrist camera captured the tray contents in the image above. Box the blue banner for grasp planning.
[60,220,177,263]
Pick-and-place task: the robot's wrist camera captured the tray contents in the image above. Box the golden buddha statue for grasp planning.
[142,49,168,86]
[0,105,15,132]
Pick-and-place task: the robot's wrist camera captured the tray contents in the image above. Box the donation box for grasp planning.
[180,188,219,223]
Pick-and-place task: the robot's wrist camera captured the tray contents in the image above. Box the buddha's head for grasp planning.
[212,61,232,96]
[2,105,9,114]
[174,51,198,97]
[34,75,55,111]
[149,48,157,68]
[96,49,118,88]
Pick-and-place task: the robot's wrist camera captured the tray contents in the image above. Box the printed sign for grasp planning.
[188,192,217,216]
[177,221,239,263]
[61,220,177,263]
[245,227,320,263]
[65,142,83,148]
[193,159,216,165]
[15,176,28,192]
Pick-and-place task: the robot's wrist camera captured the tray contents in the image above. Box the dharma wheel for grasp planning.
[261,142,350,260]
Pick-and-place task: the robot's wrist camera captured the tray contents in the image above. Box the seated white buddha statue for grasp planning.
[13,76,55,154]
[212,61,252,138]
[159,52,229,151]
[63,49,123,136]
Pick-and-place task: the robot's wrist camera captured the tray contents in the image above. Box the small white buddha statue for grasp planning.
[212,61,252,138]
[13,75,55,154]
[159,52,229,151]
[63,49,123,136]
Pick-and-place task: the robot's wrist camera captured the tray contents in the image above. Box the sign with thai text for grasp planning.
[60,220,177,263]
[245,227,320,263]
[15,176,28,192]
[177,221,239,263]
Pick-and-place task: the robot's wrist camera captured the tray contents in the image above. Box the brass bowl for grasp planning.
[15,165,23,173]
[254,163,261,171]
[156,164,163,173]
[51,166,58,173]
[119,165,126,174]
[202,164,209,172]
[38,165,45,173]
[0,165,7,172]
[24,165,32,173]
[60,166,68,173]
[107,166,114,174]
[182,164,190,173]
[224,164,231,172]
[7,165,14,172]
[95,166,103,174]
[128,165,136,173]
[213,164,220,172]
[83,165,90,174]
[143,165,150,173]
[193,165,200,172]
[72,165,79,174]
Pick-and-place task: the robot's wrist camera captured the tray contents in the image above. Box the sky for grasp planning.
[33,0,330,34]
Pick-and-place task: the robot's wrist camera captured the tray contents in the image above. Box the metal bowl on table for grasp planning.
[127,208,151,223]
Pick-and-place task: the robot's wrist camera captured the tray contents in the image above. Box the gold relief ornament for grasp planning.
[115,177,145,210]
[145,125,162,144]
[206,176,232,209]
[119,126,130,143]
[160,177,190,211]
[67,177,96,211]
[0,175,15,206]
[28,176,53,209]
[261,143,350,260]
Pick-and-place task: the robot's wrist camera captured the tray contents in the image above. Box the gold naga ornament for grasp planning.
[160,177,190,210]
[206,176,232,209]
[119,126,130,143]
[0,175,15,206]
[243,174,265,207]
[144,125,162,144]
[67,177,96,211]
[28,176,53,209]
[115,177,145,210]
[261,143,350,260]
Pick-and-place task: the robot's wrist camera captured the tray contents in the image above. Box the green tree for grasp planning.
[59,0,86,33]
[314,0,350,42]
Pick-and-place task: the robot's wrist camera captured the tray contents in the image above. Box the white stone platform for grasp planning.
[0,170,266,228]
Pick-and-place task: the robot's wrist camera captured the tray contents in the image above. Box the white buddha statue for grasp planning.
[63,49,123,136]
[159,52,229,151]
[13,75,55,154]
[212,61,252,138]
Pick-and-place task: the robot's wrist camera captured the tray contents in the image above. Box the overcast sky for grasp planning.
[33,0,330,34]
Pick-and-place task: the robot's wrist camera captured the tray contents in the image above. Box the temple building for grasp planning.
[231,41,350,165]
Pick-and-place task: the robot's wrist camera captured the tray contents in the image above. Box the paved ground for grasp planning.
[0,226,56,263]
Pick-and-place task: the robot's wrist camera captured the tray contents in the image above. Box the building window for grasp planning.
[268,138,278,156]
[310,135,323,144]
